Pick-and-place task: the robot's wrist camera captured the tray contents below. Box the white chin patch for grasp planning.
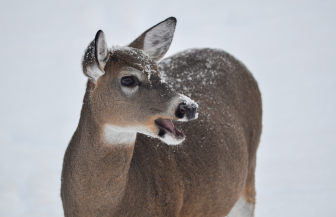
[158,133,185,145]
[138,130,185,145]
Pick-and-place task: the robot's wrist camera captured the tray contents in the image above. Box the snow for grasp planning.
[0,0,335,216]
[179,93,199,109]
[111,45,156,82]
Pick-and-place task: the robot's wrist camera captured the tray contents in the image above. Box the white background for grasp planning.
[0,0,335,216]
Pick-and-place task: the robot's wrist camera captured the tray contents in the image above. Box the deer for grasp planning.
[61,17,262,217]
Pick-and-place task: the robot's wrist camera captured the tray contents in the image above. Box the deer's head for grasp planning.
[81,17,198,145]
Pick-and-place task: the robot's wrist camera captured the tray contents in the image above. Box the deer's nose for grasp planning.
[175,102,198,121]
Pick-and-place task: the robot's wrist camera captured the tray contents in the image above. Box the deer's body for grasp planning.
[61,18,262,217]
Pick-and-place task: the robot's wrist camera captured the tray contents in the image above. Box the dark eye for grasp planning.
[121,76,139,87]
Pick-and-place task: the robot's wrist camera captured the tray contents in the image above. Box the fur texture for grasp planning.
[61,18,262,217]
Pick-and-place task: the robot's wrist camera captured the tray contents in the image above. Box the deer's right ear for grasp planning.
[82,30,109,83]
[129,17,177,62]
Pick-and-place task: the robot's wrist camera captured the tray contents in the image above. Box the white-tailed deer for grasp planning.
[61,17,262,217]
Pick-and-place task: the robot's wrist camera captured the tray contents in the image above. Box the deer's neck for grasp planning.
[62,100,137,213]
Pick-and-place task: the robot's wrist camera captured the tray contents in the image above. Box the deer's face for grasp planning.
[82,18,198,145]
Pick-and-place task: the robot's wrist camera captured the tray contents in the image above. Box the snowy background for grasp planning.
[0,0,335,216]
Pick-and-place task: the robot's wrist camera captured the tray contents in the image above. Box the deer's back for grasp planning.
[117,48,262,217]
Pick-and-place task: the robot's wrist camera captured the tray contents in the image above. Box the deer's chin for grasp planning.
[154,118,185,145]
[158,133,185,145]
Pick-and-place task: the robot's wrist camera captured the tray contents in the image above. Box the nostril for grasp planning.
[175,102,197,120]
[180,105,189,114]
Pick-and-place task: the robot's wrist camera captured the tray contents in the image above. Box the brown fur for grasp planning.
[61,22,262,217]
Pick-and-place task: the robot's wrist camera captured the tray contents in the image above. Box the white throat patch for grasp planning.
[103,124,137,146]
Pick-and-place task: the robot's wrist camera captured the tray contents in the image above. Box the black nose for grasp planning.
[175,102,197,120]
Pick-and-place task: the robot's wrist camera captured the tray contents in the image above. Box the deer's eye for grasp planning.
[121,76,139,87]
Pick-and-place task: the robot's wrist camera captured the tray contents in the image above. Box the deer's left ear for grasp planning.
[129,17,177,62]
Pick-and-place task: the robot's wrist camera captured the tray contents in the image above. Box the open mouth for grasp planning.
[154,118,185,140]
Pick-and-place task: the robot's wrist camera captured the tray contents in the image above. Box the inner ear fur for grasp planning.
[129,17,177,62]
[82,30,109,83]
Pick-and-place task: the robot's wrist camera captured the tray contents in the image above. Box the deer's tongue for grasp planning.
[156,119,175,133]
[154,118,184,139]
